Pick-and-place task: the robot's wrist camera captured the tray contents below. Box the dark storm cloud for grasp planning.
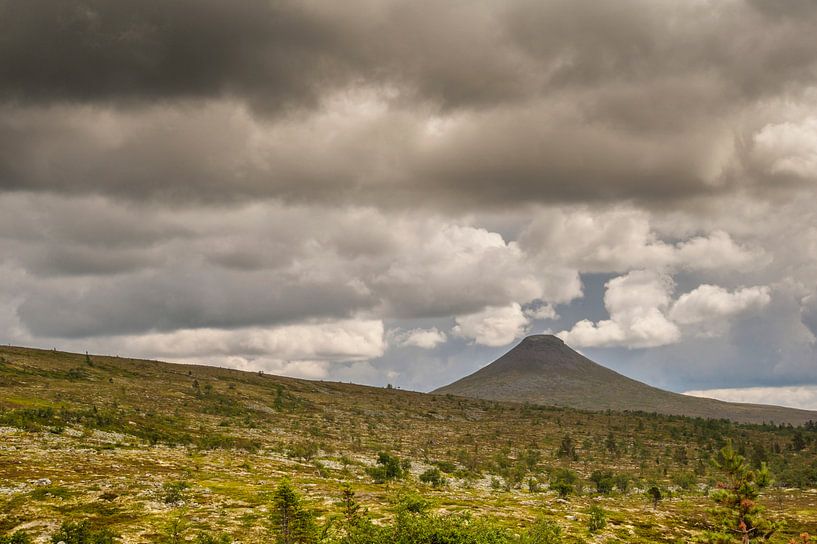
[3,0,816,112]
[1,0,817,208]
[17,269,376,337]
[0,0,352,111]
[0,0,532,113]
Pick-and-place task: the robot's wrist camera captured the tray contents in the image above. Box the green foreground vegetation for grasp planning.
[1,346,817,543]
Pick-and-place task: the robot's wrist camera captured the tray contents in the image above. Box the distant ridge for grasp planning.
[434,334,817,425]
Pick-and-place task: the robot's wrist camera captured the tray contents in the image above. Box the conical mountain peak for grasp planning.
[482,334,591,375]
[434,336,817,424]
[518,334,565,346]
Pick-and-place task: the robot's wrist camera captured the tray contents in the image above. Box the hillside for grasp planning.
[1,344,816,543]
[434,335,817,425]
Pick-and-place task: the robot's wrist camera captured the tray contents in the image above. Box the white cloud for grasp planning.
[524,302,558,320]
[669,284,771,325]
[520,208,675,273]
[557,270,680,348]
[520,207,762,274]
[90,319,386,378]
[454,303,529,347]
[390,327,447,349]
[754,117,817,179]
[684,385,817,411]
[674,230,763,271]
[558,269,774,349]
[372,223,560,316]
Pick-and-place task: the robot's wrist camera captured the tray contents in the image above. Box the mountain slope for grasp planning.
[434,334,817,425]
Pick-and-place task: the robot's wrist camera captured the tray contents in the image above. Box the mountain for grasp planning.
[434,334,817,425]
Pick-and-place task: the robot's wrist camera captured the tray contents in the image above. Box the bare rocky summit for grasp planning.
[434,334,817,425]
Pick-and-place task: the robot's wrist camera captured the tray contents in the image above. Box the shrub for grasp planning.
[613,473,630,493]
[589,469,615,495]
[0,532,31,544]
[549,468,578,498]
[396,492,431,515]
[520,517,562,544]
[339,503,512,544]
[194,533,231,544]
[671,470,696,490]
[419,468,445,488]
[50,521,117,544]
[288,441,319,462]
[30,485,72,500]
[162,481,189,504]
[433,460,457,474]
[587,505,606,533]
[366,452,406,483]
[527,477,540,493]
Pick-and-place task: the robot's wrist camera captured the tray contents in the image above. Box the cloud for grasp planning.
[558,271,774,349]
[118,319,385,361]
[524,303,558,320]
[684,385,817,411]
[557,270,680,348]
[454,303,530,347]
[674,230,764,272]
[55,320,384,380]
[389,327,447,349]
[669,284,771,325]
[0,194,583,338]
[519,208,762,274]
[0,0,355,111]
[3,1,817,208]
[753,118,817,179]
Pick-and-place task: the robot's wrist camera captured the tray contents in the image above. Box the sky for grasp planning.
[1,0,817,408]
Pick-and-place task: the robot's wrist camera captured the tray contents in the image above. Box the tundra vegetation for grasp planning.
[1,346,817,543]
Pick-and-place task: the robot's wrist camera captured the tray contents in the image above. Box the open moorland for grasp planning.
[1,346,816,543]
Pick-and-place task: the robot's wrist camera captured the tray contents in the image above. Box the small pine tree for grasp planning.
[557,434,577,460]
[270,479,317,544]
[647,484,663,509]
[161,513,188,544]
[791,430,807,452]
[605,432,617,454]
[339,484,365,527]
[706,440,778,544]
